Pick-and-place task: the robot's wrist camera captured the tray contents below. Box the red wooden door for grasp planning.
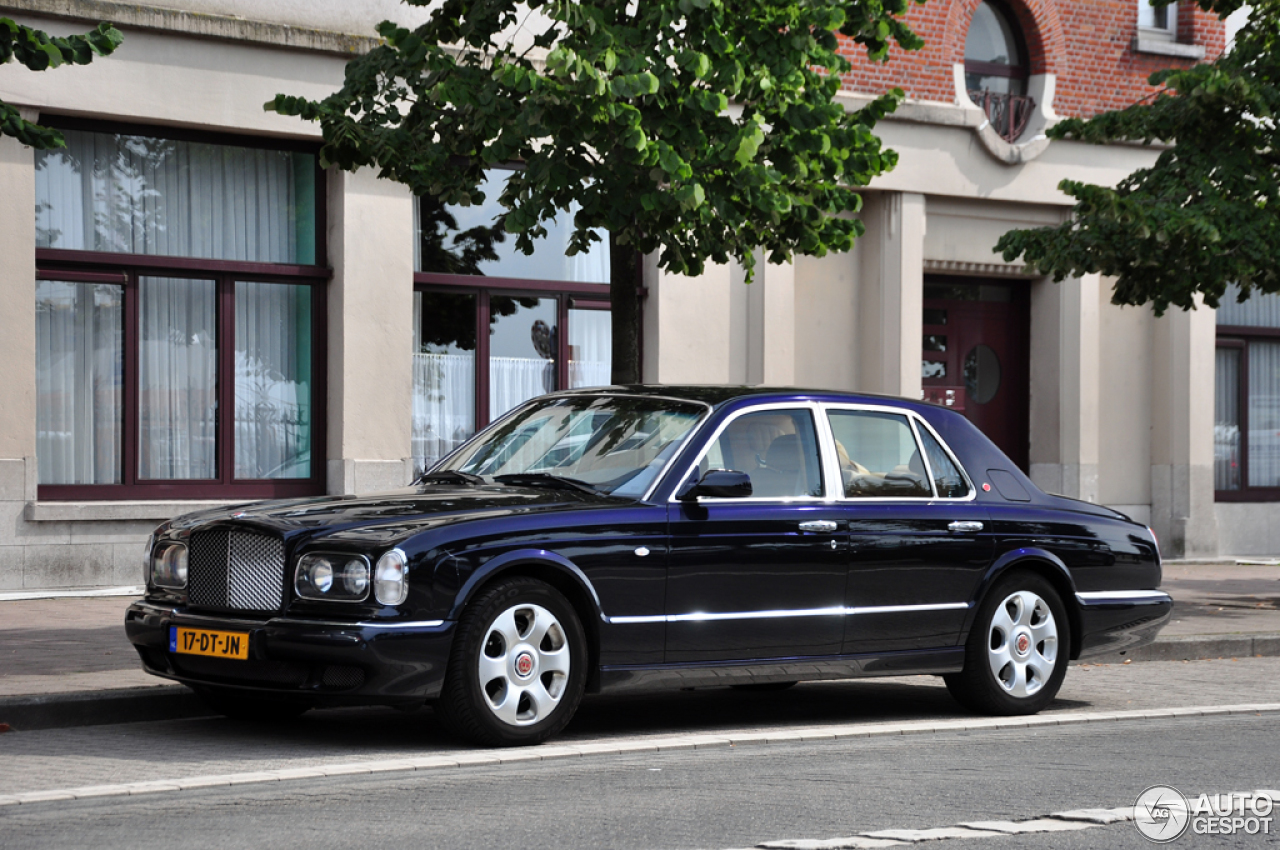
[921,279,1029,471]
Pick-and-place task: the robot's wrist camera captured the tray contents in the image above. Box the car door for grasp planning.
[665,405,848,663]
[826,406,994,655]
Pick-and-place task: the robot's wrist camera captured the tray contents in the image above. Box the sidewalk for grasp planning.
[1,561,1277,730]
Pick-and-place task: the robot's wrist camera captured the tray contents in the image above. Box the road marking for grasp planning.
[1,703,1278,807]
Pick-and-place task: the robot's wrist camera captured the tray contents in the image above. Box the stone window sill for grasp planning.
[1134,37,1206,60]
[25,500,238,522]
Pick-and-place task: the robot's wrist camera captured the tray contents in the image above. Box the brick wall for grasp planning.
[837,0,1226,118]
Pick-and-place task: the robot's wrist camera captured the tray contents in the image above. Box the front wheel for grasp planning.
[944,573,1070,716]
[436,578,588,747]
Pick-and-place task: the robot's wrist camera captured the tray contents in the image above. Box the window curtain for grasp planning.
[138,277,218,480]
[35,130,316,264]
[1218,285,1280,328]
[490,357,555,420]
[235,282,312,479]
[35,281,123,485]
[1215,348,1241,491]
[1248,341,1280,489]
[412,292,477,475]
[568,308,611,388]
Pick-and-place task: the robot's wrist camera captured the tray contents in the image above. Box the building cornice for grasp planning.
[0,0,380,56]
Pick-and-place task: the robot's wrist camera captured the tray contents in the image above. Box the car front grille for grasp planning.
[188,529,286,613]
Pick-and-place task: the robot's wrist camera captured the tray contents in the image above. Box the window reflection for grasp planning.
[490,297,558,419]
[416,173,609,282]
[414,291,478,474]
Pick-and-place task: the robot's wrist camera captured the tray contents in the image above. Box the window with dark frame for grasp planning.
[1215,286,1280,500]
[34,119,328,502]
[964,0,1035,144]
[412,172,613,475]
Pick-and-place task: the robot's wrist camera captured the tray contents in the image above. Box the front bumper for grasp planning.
[125,601,455,707]
[1074,590,1174,659]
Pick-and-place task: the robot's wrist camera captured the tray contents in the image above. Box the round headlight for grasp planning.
[374,550,408,606]
[342,559,369,595]
[151,542,188,590]
[312,558,334,593]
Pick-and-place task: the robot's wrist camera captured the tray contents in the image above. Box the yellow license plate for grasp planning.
[169,626,249,660]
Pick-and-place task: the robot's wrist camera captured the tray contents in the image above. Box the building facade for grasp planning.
[0,0,1258,591]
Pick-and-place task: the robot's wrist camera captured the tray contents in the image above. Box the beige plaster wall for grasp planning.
[1097,288,1154,511]
[793,249,860,392]
[0,12,344,138]
[326,168,416,495]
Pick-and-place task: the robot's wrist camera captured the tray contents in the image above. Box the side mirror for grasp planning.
[677,469,753,501]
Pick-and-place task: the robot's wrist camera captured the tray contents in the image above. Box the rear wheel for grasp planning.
[944,572,1069,715]
[436,577,588,747]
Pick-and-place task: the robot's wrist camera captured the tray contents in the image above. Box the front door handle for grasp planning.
[948,520,984,533]
[799,520,838,533]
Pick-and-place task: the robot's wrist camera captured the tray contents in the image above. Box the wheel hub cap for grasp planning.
[514,650,536,679]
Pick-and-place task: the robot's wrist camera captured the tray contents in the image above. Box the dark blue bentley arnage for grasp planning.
[127,386,1172,746]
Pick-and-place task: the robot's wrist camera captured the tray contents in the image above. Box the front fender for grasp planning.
[446,548,606,623]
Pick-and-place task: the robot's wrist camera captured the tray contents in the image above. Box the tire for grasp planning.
[193,686,311,722]
[944,572,1070,716]
[436,577,588,747]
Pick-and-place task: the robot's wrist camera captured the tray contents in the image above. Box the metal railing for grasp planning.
[969,90,1036,144]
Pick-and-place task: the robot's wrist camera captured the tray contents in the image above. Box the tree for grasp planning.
[268,0,924,382]
[1,18,122,149]
[996,0,1274,315]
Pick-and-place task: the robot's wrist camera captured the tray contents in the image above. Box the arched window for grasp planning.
[965,1,1034,143]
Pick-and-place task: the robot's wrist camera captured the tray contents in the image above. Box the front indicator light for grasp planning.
[295,554,369,602]
[374,550,408,606]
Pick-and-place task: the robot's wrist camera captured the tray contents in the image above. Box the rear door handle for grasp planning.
[799,520,838,533]
[948,521,984,533]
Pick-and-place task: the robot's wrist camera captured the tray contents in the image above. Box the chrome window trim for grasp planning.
[606,601,970,625]
[818,403,978,504]
[665,401,834,505]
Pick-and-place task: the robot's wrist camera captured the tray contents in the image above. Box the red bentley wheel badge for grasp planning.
[515,652,534,677]
[1016,634,1031,654]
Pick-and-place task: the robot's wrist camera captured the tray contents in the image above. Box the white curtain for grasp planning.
[138,277,218,480]
[1215,348,1240,491]
[1249,341,1280,488]
[35,130,312,264]
[413,353,475,474]
[235,282,312,479]
[35,281,123,485]
[568,308,612,388]
[491,357,554,420]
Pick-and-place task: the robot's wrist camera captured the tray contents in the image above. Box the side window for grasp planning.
[918,426,972,498]
[828,410,931,498]
[702,409,823,498]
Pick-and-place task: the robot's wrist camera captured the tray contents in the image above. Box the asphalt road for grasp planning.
[2,713,1276,850]
[3,658,1279,850]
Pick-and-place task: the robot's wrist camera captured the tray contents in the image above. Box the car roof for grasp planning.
[549,384,943,413]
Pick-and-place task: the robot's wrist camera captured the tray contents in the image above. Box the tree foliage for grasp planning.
[268,2,924,379]
[996,0,1275,314]
[1,19,122,149]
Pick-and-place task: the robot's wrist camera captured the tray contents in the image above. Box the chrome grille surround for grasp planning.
[188,529,285,613]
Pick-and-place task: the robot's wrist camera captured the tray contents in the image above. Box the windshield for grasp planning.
[438,395,707,497]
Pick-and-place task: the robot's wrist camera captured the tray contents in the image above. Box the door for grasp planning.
[665,407,848,662]
[824,407,994,655]
[921,277,1030,471]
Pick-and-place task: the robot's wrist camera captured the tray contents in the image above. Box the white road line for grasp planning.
[2,703,1278,807]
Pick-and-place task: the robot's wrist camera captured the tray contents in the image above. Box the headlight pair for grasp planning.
[294,551,407,605]
[295,554,370,602]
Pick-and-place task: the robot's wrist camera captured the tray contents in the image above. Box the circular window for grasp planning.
[964,345,1001,404]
